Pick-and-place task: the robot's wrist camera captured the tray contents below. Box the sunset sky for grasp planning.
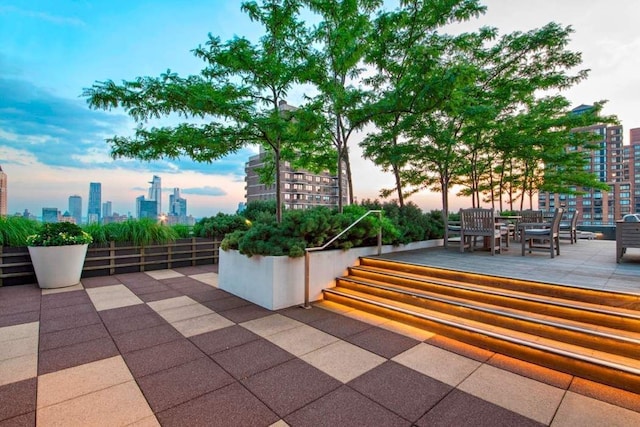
[1,0,639,218]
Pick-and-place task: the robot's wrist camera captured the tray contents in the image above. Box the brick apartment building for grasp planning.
[539,121,640,225]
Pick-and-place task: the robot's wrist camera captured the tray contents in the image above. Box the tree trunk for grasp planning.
[393,163,404,207]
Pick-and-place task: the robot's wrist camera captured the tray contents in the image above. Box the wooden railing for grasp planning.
[0,238,221,287]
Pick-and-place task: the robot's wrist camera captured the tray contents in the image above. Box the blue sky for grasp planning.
[1,0,639,218]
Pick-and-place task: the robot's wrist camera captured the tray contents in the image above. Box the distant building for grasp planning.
[42,208,59,223]
[103,212,129,224]
[69,195,82,225]
[0,165,7,216]
[539,108,638,224]
[148,175,162,217]
[136,196,158,220]
[102,201,112,219]
[88,182,102,223]
[21,209,36,221]
[245,148,348,210]
[60,211,76,224]
[169,188,187,217]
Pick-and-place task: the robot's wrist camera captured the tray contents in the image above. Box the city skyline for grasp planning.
[1,1,639,217]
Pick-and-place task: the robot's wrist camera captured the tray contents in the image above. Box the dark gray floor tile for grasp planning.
[122,339,205,378]
[211,338,294,380]
[157,382,278,427]
[348,361,452,422]
[38,337,119,375]
[126,283,172,295]
[80,276,122,288]
[242,358,341,417]
[0,411,35,427]
[203,295,252,312]
[38,311,101,334]
[39,323,110,352]
[189,288,232,303]
[310,314,373,339]
[0,311,39,328]
[416,389,544,427]
[346,327,419,359]
[0,301,40,316]
[112,324,183,353]
[278,305,341,324]
[172,265,213,275]
[98,304,155,323]
[102,312,166,336]
[189,325,260,355]
[0,378,36,421]
[218,304,272,323]
[40,292,91,310]
[137,289,183,302]
[285,385,409,427]
[138,357,234,412]
[40,303,97,321]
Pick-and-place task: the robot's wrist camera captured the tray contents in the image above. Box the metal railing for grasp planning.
[302,210,382,309]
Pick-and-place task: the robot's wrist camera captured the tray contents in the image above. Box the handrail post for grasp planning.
[303,249,311,309]
[377,211,382,255]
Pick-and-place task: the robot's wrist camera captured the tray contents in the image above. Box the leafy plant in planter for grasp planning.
[26,222,93,246]
[27,222,93,289]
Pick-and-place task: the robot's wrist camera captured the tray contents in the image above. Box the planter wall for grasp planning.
[219,239,443,310]
[0,238,220,286]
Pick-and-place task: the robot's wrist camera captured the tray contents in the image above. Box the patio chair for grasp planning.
[459,208,503,256]
[559,210,579,244]
[515,210,543,241]
[520,208,564,258]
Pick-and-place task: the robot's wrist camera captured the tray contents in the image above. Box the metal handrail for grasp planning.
[302,210,382,309]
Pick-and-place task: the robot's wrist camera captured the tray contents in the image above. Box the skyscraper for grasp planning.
[42,208,59,223]
[68,195,82,225]
[88,182,102,224]
[148,175,162,216]
[136,196,158,219]
[0,165,7,216]
[102,201,112,219]
[169,188,187,217]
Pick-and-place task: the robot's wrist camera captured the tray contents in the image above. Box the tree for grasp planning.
[360,0,486,206]
[84,0,328,223]
[304,0,383,211]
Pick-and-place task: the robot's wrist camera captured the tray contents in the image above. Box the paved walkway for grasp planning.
[1,241,640,426]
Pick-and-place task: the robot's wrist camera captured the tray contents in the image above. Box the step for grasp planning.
[323,286,640,394]
[335,277,640,358]
[346,266,640,331]
[358,257,640,310]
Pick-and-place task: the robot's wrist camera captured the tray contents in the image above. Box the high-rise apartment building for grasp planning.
[0,165,7,216]
[245,149,348,210]
[88,182,102,224]
[102,201,112,219]
[539,112,637,225]
[148,175,162,216]
[42,207,59,223]
[68,195,82,225]
[169,188,187,217]
[136,196,158,220]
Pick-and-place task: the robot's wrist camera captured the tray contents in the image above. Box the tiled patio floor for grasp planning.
[1,251,640,426]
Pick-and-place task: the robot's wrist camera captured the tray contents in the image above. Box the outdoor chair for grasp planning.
[459,208,503,256]
[559,210,579,244]
[520,208,564,258]
[515,210,543,241]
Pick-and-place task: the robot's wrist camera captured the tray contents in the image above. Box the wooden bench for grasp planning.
[460,208,503,256]
[616,220,640,263]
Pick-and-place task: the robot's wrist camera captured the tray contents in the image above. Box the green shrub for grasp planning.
[193,213,249,239]
[171,224,192,238]
[26,222,93,246]
[83,219,177,246]
[0,216,42,246]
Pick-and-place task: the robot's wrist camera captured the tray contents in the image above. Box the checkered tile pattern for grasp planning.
[2,264,640,426]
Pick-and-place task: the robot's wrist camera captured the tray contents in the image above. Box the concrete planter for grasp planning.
[28,244,88,289]
[219,239,443,310]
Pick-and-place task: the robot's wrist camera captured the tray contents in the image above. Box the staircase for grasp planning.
[323,257,640,394]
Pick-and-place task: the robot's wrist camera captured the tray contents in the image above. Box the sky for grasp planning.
[1,0,639,219]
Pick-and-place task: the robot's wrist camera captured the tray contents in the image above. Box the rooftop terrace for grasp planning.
[1,239,639,426]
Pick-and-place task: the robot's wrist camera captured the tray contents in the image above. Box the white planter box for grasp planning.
[28,244,88,289]
[219,239,443,310]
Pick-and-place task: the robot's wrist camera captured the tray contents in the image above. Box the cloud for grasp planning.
[181,186,227,197]
[0,76,252,177]
[0,5,85,27]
